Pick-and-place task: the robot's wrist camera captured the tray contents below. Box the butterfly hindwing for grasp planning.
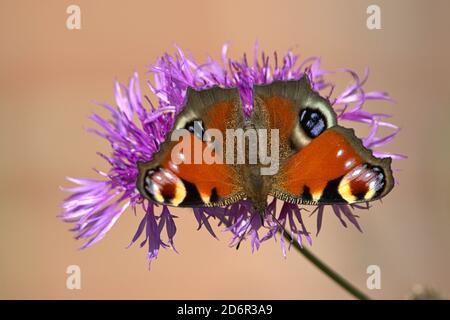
[137,86,245,207]
[253,75,394,205]
[252,75,337,155]
[137,76,395,209]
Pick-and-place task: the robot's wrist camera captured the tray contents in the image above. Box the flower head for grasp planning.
[61,43,404,265]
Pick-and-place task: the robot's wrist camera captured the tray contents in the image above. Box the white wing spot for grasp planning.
[345,159,354,168]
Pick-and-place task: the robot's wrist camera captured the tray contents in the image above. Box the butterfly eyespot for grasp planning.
[339,164,387,202]
[142,167,187,206]
[371,166,386,192]
[299,108,327,138]
[184,120,205,140]
[143,169,157,201]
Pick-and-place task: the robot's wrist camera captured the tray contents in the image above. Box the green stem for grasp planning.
[282,230,371,300]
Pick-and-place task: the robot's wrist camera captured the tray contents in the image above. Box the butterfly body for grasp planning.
[137,75,394,214]
[238,162,271,214]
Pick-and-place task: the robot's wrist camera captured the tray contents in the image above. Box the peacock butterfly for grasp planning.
[136,75,394,214]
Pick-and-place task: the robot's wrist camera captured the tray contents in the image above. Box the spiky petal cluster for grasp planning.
[61,44,404,264]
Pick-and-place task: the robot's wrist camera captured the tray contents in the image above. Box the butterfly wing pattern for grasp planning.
[253,76,394,205]
[137,76,394,211]
[137,86,246,207]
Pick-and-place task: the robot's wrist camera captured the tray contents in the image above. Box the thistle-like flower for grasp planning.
[61,43,404,264]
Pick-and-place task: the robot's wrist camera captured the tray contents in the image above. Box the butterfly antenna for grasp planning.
[264,207,288,239]
[253,205,286,238]
[235,211,258,250]
[235,222,249,250]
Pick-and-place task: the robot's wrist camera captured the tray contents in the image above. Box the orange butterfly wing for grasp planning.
[137,87,245,207]
[272,127,394,204]
[253,76,394,205]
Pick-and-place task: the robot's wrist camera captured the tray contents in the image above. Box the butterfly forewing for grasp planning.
[137,86,246,207]
[137,75,395,209]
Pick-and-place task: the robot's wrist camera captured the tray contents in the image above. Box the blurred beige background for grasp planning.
[1,0,449,299]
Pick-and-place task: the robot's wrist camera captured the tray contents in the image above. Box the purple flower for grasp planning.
[61,43,405,265]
